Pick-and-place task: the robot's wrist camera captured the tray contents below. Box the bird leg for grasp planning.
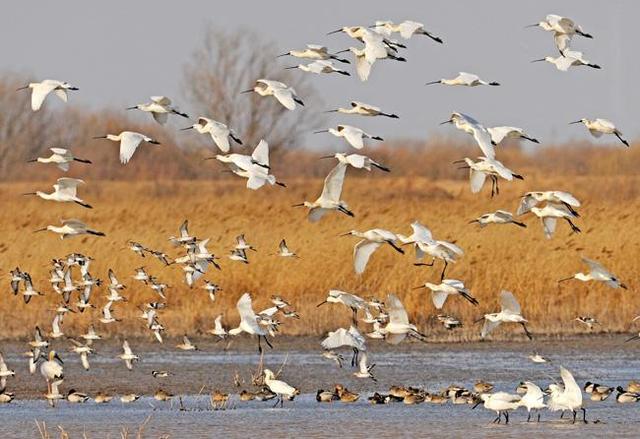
[564,218,581,234]
[537,412,541,422]
[263,335,273,350]
[492,413,501,424]
[521,323,533,340]
[527,412,531,422]
[351,307,358,325]
[440,261,448,282]
[351,348,359,368]
[414,258,435,267]
[581,407,587,424]
[572,410,577,424]
[257,336,262,354]
[272,396,280,408]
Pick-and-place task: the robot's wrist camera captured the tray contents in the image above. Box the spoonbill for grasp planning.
[321,325,366,367]
[228,293,272,353]
[342,228,404,274]
[117,340,139,371]
[335,47,372,81]
[519,382,547,422]
[426,72,499,87]
[317,290,366,324]
[325,101,398,118]
[547,366,586,424]
[241,79,303,110]
[455,157,523,197]
[285,60,350,76]
[517,191,581,216]
[277,44,350,63]
[531,51,600,71]
[469,210,526,228]
[17,79,78,111]
[327,26,396,63]
[127,96,189,124]
[293,162,353,221]
[473,392,521,424]
[487,126,539,145]
[378,294,427,344]
[320,152,390,172]
[413,279,479,309]
[399,222,463,280]
[530,203,580,238]
[35,219,105,239]
[27,148,92,172]
[180,117,242,152]
[527,14,593,54]
[441,112,495,159]
[263,369,299,407]
[215,139,285,190]
[372,20,443,43]
[569,118,629,146]
[40,351,64,394]
[93,131,160,164]
[559,257,627,289]
[480,290,532,340]
[314,124,383,149]
[0,353,15,391]
[24,177,92,208]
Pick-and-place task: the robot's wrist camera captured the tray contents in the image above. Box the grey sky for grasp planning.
[3,0,636,148]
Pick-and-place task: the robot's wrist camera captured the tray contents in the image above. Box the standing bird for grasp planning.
[414,279,479,309]
[324,101,398,118]
[27,147,92,172]
[320,152,390,172]
[469,210,527,228]
[341,228,404,274]
[569,118,629,146]
[180,117,242,152]
[35,219,105,239]
[426,72,500,87]
[127,96,189,124]
[519,382,547,422]
[559,257,627,289]
[17,79,78,111]
[117,340,139,371]
[228,293,272,353]
[24,178,92,208]
[241,79,303,110]
[547,367,586,424]
[0,353,15,392]
[93,131,160,164]
[314,124,383,150]
[473,392,521,424]
[293,162,354,222]
[480,290,532,340]
[263,369,299,408]
[40,351,64,394]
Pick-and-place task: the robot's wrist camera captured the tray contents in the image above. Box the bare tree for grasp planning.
[182,27,323,154]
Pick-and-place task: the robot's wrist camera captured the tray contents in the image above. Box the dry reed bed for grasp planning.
[0,174,638,340]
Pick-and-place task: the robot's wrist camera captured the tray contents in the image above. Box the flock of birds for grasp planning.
[2,12,637,425]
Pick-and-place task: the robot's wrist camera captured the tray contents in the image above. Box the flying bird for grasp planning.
[17,79,78,111]
[93,131,160,164]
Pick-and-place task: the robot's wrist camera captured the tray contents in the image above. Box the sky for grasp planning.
[2,0,636,148]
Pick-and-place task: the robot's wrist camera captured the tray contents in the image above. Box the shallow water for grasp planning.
[1,336,639,438]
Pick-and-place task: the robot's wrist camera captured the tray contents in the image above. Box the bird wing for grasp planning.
[581,257,608,276]
[308,207,328,222]
[596,118,616,131]
[431,291,449,309]
[61,218,87,228]
[386,293,409,325]
[151,96,171,105]
[517,194,537,215]
[481,318,501,338]
[353,240,382,274]
[542,217,557,239]
[119,133,145,164]
[500,290,521,314]
[122,340,132,355]
[493,210,513,221]
[321,328,353,350]
[320,162,347,202]
[31,81,59,111]
[554,33,572,53]
[385,333,407,345]
[279,239,288,252]
[469,168,487,193]
[552,191,580,207]
[50,147,69,156]
[251,139,270,167]
[354,53,372,81]
[560,366,582,405]
[152,112,168,125]
[273,88,296,110]
[343,127,365,149]
[443,279,465,289]
[398,20,423,39]
[236,293,256,324]
[472,127,495,159]
[246,172,268,190]
[108,269,118,286]
[210,126,231,153]
[55,177,83,197]
[410,222,433,243]
[346,154,366,169]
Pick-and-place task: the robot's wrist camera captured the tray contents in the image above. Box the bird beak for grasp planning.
[284,66,297,70]
[291,203,305,208]
[319,155,334,159]
[524,23,539,28]
[468,220,479,224]
[126,106,137,110]
[276,52,289,58]
[92,136,107,139]
[16,85,29,91]
[55,353,64,364]
[180,126,194,131]
[338,232,351,236]
[557,276,573,283]
[425,80,440,86]
[33,227,47,233]
[327,29,343,35]
[240,89,254,94]
[313,130,329,134]
[335,49,350,54]
[323,110,338,113]
[317,300,327,307]
[22,192,36,196]
[439,119,452,125]
[412,286,425,290]
[451,159,466,164]
[530,58,545,63]
[568,120,582,125]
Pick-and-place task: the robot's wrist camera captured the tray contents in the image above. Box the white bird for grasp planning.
[317,290,366,324]
[40,351,64,394]
[49,313,64,339]
[0,353,15,392]
[569,118,629,146]
[285,60,350,76]
[45,379,64,407]
[372,20,443,43]
[29,327,49,358]
[276,239,298,258]
[474,392,522,424]
[487,126,540,145]
[531,50,600,71]
[321,325,366,368]
[469,210,527,228]
[69,339,94,371]
[277,44,350,63]
[530,203,581,238]
[320,152,390,172]
[354,351,377,382]
[413,279,479,309]
[228,248,249,264]
[202,281,222,302]
[527,14,593,54]
[169,220,196,246]
[207,314,228,340]
[25,177,92,208]
[335,47,372,81]
[559,257,627,289]
[127,95,189,124]
[228,293,272,353]
[21,273,43,304]
[455,156,523,197]
[325,101,399,118]
[293,162,354,221]
[117,340,139,371]
[181,117,242,152]
[480,290,532,339]
[263,369,299,407]
[27,147,92,172]
[378,294,426,344]
[441,112,495,159]
[547,366,586,424]
[242,79,303,110]
[426,72,500,87]
[529,353,549,364]
[327,26,401,64]
[80,325,102,344]
[17,79,78,111]
[93,131,160,164]
[100,301,120,324]
[36,219,105,239]
[341,228,404,274]
[314,124,383,150]
[517,191,581,216]
[176,335,198,351]
[519,382,547,422]
[215,139,284,190]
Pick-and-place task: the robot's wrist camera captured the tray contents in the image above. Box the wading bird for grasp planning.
[372,20,443,43]
[487,126,539,145]
[317,290,366,324]
[325,101,398,118]
[379,294,427,344]
[469,210,526,228]
[547,366,586,424]
[93,131,160,164]
[180,117,242,152]
[526,14,593,54]
[455,157,523,197]
[559,257,627,289]
[441,112,495,159]
[27,147,92,172]
[40,351,64,394]
[426,72,499,87]
[531,51,600,71]
[519,382,547,422]
[17,79,78,111]
[293,162,353,221]
[569,118,629,146]
[314,124,383,150]
[127,96,189,124]
[277,44,350,63]
[480,290,532,340]
[414,279,479,309]
[215,139,284,190]
[530,203,580,238]
[263,369,299,408]
[36,219,105,239]
[24,178,92,208]
[320,152,390,172]
[285,60,350,76]
[321,325,366,367]
[342,228,404,274]
[241,79,303,110]
[228,293,273,353]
